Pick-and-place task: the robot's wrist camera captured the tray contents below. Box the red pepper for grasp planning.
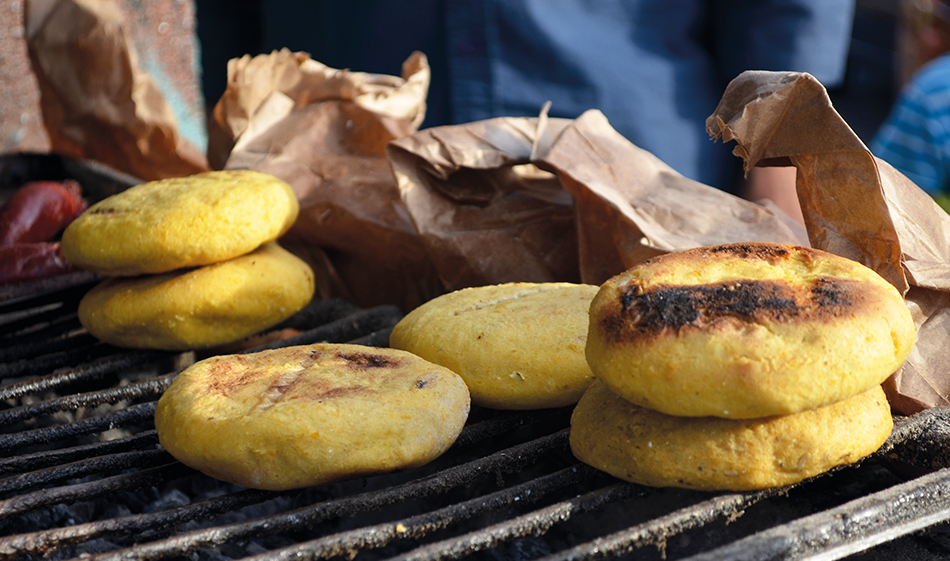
[0,242,80,285]
[0,180,88,245]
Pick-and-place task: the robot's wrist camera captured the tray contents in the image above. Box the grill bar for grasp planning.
[250,464,621,561]
[272,298,360,330]
[0,274,98,316]
[247,305,405,352]
[0,461,191,520]
[82,430,571,561]
[390,482,647,561]
[0,344,112,381]
[349,326,396,348]
[0,301,73,335]
[0,411,567,560]
[0,430,158,474]
[0,374,173,427]
[0,487,279,560]
[679,466,950,561]
[0,402,157,453]
[881,407,950,471]
[1,314,80,350]
[2,268,950,561]
[0,350,171,403]
[0,449,172,495]
[534,489,780,561]
[0,333,100,365]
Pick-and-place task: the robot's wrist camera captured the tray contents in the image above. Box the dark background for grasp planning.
[194,0,900,144]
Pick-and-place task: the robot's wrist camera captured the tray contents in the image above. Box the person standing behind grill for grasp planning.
[198,0,855,220]
[871,0,950,211]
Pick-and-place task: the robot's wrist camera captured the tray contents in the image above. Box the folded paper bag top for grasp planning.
[211,50,440,312]
[211,52,804,314]
[387,106,807,295]
[708,70,950,415]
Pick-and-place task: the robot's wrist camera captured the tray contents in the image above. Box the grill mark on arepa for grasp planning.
[451,285,564,315]
[336,350,399,369]
[256,369,305,411]
[605,277,855,338]
[206,351,387,411]
[206,356,263,396]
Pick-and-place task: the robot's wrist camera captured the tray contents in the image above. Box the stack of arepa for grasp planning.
[570,241,916,491]
[61,170,315,351]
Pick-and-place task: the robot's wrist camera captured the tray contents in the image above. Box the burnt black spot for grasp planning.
[623,286,701,326]
[718,283,798,317]
[602,274,860,343]
[811,277,852,308]
[416,378,430,389]
[622,280,798,331]
[620,284,644,311]
[338,351,398,368]
[708,242,791,261]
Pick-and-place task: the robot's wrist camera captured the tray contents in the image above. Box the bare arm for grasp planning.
[743,166,804,226]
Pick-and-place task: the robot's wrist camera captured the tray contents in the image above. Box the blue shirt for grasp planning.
[871,54,950,195]
[262,0,855,192]
[441,0,854,192]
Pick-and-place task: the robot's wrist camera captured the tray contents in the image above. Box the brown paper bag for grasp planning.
[708,70,950,415]
[388,105,805,293]
[387,113,582,291]
[211,50,438,311]
[24,0,208,180]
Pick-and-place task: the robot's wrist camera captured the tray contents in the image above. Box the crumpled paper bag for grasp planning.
[387,104,806,293]
[24,0,208,181]
[708,70,950,415]
[211,49,439,311]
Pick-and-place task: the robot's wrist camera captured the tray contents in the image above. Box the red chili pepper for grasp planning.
[0,242,80,285]
[0,180,88,245]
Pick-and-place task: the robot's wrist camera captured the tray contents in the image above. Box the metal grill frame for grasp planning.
[1,278,950,561]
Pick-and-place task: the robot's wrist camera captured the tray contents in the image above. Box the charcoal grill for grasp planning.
[4,154,950,560]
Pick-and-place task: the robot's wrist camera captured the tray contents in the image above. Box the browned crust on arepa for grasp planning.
[586,242,916,419]
[600,276,886,344]
[154,343,471,490]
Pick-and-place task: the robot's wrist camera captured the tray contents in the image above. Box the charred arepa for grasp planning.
[586,242,915,419]
[390,282,598,410]
[62,170,299,276]
[155,343,471,490]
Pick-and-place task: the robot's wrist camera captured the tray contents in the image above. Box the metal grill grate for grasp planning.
[2,275,950,561]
